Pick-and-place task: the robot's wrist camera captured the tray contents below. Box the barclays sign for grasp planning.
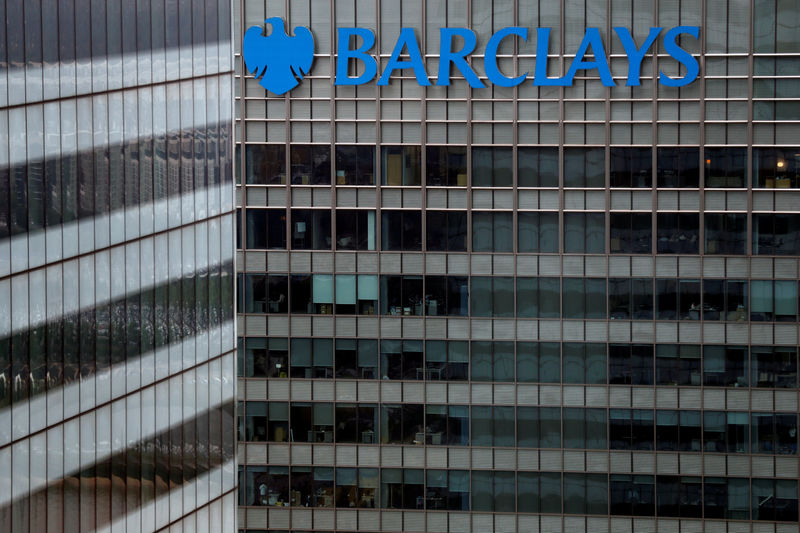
[243,18,700,95]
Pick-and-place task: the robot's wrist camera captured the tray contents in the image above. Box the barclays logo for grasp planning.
[243,17,315,95]
[243,19,701,94]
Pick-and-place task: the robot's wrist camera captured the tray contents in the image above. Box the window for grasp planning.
[472,147,512,187]
[290,145,331,185]
[703,345,747,387]
[426,470,470,510]
[656,213,699,254]
[336,210,375,250]
[754,0,800,52]
[656,476,703,518]
[518,472,563,513]
[335,339,378,380]
[244,338,289,378]
[470,341,514,382]
[290,274,334,314]
[380,340,423,380]
[610,212,652,253]
[609,344,653,385]
[518,147,558,187]
[517,407,561,448]
[381,210,421,250]
[516,342,561,383]
[335,403,378,444]
[290,338,333,379]
[656,410,702,452]
[426,211,467,251]
[656,344,701,386]
[518,212,559,253]
[290,467,334,508]
[608,278,654,319]
[291,402,334,443]
[563,408,607,449]
[471,277,514,317]
[564,473,608,515]
[246,209,287,249]
[564,212,604,253]
[335,145,375,185]
[751,413,798,455]
[425,405,470,445]
[471,471,515,512]
[751,280,798,321]
[472,406,515,447]
[425,341,468,381]
[265,402,289,442]
[705,213,746,254]
[704,477,750,520]
[335,274,378,315]
[610,475,655,516]
[564,147,604,187]
[610,147,652,187]
[609,409,654,450]
[381,469,424,509]
[753,147,800,188]
[241,274,288,314]
[562,343,606,384]
[753,213,800,255]
[380,275,423,316]
[517,278,560,318]
[424,276,469,316]
[562,278,606,319]
[657,147,699,188]
[656,279,701,320]
[246,144,285,184]
[472,211,513,252]
[335,468,377,508]
[426,146,467,186]
[704,147,746,187]
[751,479,798,522]
[703,411,749,453]
[291,209,331,250]
[702,279,748,321]
[751,346,797,388]
[381,146,421,186]
[381,404,424,444]
[242,401,267,442]
[242,466,289,506]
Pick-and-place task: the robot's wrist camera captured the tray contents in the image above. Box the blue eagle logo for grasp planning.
[243,17,314,95]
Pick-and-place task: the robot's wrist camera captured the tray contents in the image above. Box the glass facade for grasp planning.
[0,0,237,531]
[235,0,800,531]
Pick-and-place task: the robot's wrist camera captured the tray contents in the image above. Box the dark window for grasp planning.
[609,344,653,385]
[518,211,559,253]
[380,275,423,316]
[470,341,515,382]
[381,210,422,250]
[290,145,331,185]
[241,401,268,441]
[656,410,702,452]
[703,411,749,454]
[705,213,746,255]
[609,409,654,450]
[290,274,334,314]
[335,403,377,444]
[426,146,467,186]
[246,209,287,249]
[610,212,652,253]
[518,472,563,514]
[518,147,559,187]
[335,468,377,508]
[517,278,560,318]
[563,408,607,449]
[424,276,469,316]
[472,211,513,252]
[656,279,701,320]
[657,147,699,188]
[335,145,375,185]
[381,146,421,186]
[611,147,652,187]
[751,413,798,455]
[381,468,424,509]
[291,402,334,443]
[562,278,606,319]
[425,405,470,445]
[336,210,375,250]
[472,406,515,447]
[516,342,561,383]
[702,279,748,321]
[656,344,701,386]
[241,274,288,314]
[564,147,605,187]
[753,213,800,255]
[562,343,607,384]
[608,278,654,320]
[753,147,800,188]
[751,479,798,522]
[704,477,750,520]
[425,341,468,381]
[471,277,514,317]
[656,476,703,518]
[243,338,289,378]
[380,340,423,380]
[335,339,378,380]
[564,212,604,253]
[290,467,335,508]
[610,475,655,516]
[472,147,512,187]
[381,404,424,444]
[517,406,561,448]
[426,211,467,251]
[704,147,746,187]
[751,346,798,388]
[246,144,285,184]
[426,470,470,510]
[703,345,747,387]
[656,213,699,254]
[291,209,331,250]
[564,473,608,515]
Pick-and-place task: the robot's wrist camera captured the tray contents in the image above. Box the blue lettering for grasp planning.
[378,28,430,86]
[562,28,614,87]
[533,28,568,86]
[614,27,662,86]
[437,28,484,88]
[484,27,528,87]
[660,26,700,87]
[335,28,377,85]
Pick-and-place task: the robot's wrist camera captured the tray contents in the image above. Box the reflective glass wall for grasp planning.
[0,0,237,531]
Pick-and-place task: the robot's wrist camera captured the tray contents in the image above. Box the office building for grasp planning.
[0,0,237,531]
[235,1,800,532]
